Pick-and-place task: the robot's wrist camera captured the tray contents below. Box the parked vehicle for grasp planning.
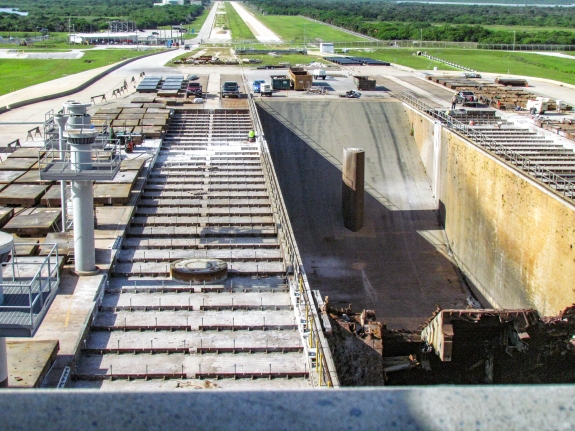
[221,81,240,98]
[455,91,477,106]
[252,79,265,93]
[527,97,550,115]
[312,69,327,80]
[187,82,202,97]
[260,83,273,97]
[459,72,482,78]
[184,45,190,50]
[340,90,361,98]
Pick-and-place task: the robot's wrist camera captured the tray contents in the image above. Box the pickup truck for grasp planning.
[221,81,240,98]
[455,91,477,106]
[186,82,202,97]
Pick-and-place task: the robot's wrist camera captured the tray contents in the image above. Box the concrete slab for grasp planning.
[3,207,61,236]
[0,184,48,206]
[0,207,14,227]
[40,232,72,258]
[0,158,38,171]
[8,148,45,159]
[93,183,132,205]
[0,171,25,184]
[97,170,138,186]
[120,158,146,172]
[40,185,64,206]
[13,170,55,185]
[7,340,59,388]
[12,234,40,256]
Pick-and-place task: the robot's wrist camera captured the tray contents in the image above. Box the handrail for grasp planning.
[242,74,339,387]
[0,243,60,332]
[401,91,575,200]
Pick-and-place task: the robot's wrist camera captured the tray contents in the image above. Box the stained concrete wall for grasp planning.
[406,106,575,316]
[257,100,469,331]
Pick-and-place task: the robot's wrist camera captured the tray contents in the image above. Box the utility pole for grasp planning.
[513,30,516,51]
[420,28,423,46]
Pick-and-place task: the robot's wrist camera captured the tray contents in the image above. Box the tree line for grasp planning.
[0,0,204,33]
[248,0,575,44]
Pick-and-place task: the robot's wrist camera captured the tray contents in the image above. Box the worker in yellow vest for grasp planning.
[248,130,255,142]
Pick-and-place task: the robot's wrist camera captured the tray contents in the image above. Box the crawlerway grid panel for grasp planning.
[73,109,310,389]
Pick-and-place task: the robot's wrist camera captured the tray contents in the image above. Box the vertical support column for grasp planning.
[0,338,7,388]
[433,121,443,206]
[0,232,13,388]
[54,114,69,233]
[342,148,364,232]
[72,180,97,274]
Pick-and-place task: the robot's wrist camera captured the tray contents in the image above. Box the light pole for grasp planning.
[420,28,423,46]
[304,23,306,47]
[513,30,516,51]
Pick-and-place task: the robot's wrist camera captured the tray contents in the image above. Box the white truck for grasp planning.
[260,82,273,97]
[526,97,550,115]
[312,69,327,80]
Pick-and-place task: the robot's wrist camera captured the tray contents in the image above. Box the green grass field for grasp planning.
[249,14,367,43]
[348,47,575,84]
[0,49,152,96]
[224,2,256,41]
[344,48,460,70]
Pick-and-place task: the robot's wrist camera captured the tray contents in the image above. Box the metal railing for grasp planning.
[401,91,575,199]
[243,77,339,387]
[38,138,122,180]
[0,243,60,337]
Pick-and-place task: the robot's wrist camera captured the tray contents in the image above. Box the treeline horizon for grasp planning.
[0,0,204,33]
[248,0,575,44]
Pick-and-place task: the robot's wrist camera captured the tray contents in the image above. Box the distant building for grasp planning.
[154,0,185,5]
[320,43,335,54]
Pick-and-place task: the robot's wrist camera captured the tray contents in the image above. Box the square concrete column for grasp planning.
[342,148,364,232]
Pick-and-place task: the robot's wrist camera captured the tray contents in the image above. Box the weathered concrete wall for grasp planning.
[406,106,575,316]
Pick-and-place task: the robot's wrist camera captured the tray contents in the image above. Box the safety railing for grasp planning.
[38,138,122,181]
[243,77,339,387]
[401,91,575,200]
[0,243,60,337]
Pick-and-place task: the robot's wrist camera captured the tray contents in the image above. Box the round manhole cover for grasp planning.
[170,258,228,283]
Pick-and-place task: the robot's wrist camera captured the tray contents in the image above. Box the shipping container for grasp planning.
[289,67,313,91]
[271,75,291,90]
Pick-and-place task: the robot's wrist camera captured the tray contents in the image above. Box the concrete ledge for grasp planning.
[1,386,574,430]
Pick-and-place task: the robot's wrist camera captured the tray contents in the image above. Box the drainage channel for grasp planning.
[72,108,312,389]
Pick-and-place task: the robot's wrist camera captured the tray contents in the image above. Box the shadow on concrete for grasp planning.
[257,100,478,330]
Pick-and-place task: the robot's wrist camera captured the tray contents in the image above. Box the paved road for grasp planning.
[229,2,281,43]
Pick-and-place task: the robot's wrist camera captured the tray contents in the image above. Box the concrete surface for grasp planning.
[257,100,471,330]
[6,340,58,388]
[407,105,575,316]
[1,387,575,430]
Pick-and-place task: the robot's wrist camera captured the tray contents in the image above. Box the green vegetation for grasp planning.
[247,0,575,44]
[0,0,204,32]
[345,48,459,70]
[251,14,366,43]
[347,47,575,85]
[0,49,151,96]
[224,2,256,41]
[184,8,211,40]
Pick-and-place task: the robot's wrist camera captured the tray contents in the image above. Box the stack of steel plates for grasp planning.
[136,76,162,93]
[160,75,184,91]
